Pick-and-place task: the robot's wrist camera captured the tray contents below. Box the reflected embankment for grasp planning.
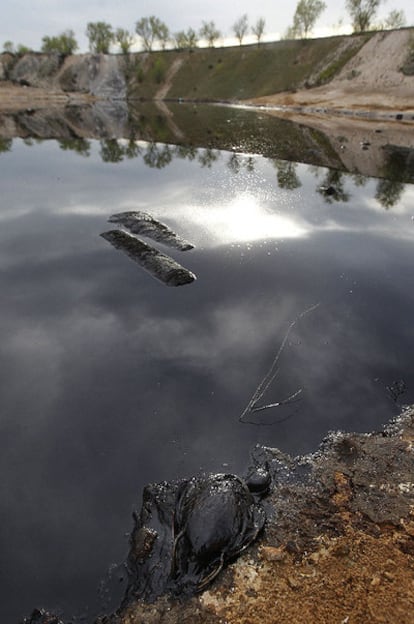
[2,99,414,181]
[2,102,412,212]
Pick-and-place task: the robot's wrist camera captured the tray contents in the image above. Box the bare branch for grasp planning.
[239,303,320,424]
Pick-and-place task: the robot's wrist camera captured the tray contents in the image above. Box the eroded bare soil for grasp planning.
[248,30,414,124]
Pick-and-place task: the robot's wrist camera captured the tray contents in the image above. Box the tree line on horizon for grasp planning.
[2,0,408,56]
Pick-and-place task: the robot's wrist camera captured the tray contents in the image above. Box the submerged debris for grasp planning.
[21,609,64,624]
[100,230,196,287]
[108,211,194,251]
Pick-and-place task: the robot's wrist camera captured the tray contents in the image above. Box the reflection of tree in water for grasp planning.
[375,178,405,209]
[246,157,255,172]
[317,169,350,203]
[125,139,143,160]
[174,145,197,161]
[198,148,220,168]
[23,137,47,147]
[100,139,125,163]
[374,148,408,209]
[307,164,321,177]
[58,138,91,158]
[5,135,408,214]
[143,143,173,169]
[0,138,12,153]
[273,160,301,190]
[227,152,241,174]
[227,152,256,174]
[352,173,368,188]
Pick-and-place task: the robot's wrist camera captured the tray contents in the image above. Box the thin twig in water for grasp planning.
[239,303,320,424]
[239,405,301,427]
[251,387,303,413]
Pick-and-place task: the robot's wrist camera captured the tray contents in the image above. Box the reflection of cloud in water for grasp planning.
[1,140,414,621]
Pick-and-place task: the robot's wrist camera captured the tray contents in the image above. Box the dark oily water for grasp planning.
[1,137,414,622]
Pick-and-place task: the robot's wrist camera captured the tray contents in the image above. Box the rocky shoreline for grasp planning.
[23,407,414,624]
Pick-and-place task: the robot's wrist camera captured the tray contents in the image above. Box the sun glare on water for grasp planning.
[187,193,308,246]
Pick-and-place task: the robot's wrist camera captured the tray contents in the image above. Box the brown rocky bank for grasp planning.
[97,407,414,624]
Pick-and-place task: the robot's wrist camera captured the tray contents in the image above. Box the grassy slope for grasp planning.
[126,33,372,101]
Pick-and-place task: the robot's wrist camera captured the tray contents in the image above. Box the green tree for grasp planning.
[41,30,78,55]
[3,40,14,53]
[136,16,168,51]
[16,44,31,55]
[232,14,249,45]
[174,28,198,50]
[290,0,326,38]
[199,20,221,47]
[383,9,406,29]
[86,22,114,53]
[345,0,383,32]
[157,22,170,49]
[252,17,266,45]
[284,25,297,39]
[115,28,134,54]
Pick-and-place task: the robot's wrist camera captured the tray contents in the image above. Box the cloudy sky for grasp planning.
[1,0,413,52]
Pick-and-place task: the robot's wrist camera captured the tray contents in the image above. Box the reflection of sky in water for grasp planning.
[1,139,414,621]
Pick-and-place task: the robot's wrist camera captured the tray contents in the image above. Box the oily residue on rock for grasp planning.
[123,473,267,605]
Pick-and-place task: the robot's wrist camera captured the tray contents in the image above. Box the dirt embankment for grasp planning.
[248,29,414,123]
[1,29,413,118]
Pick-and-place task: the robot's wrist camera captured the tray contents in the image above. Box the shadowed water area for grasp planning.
[1,102,414,622]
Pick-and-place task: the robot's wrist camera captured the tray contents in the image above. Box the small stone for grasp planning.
[308,552,320,564]
[260,546,286,562]
[332,543,351,557]
[383,571,395,582]
[287,575,300,590]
